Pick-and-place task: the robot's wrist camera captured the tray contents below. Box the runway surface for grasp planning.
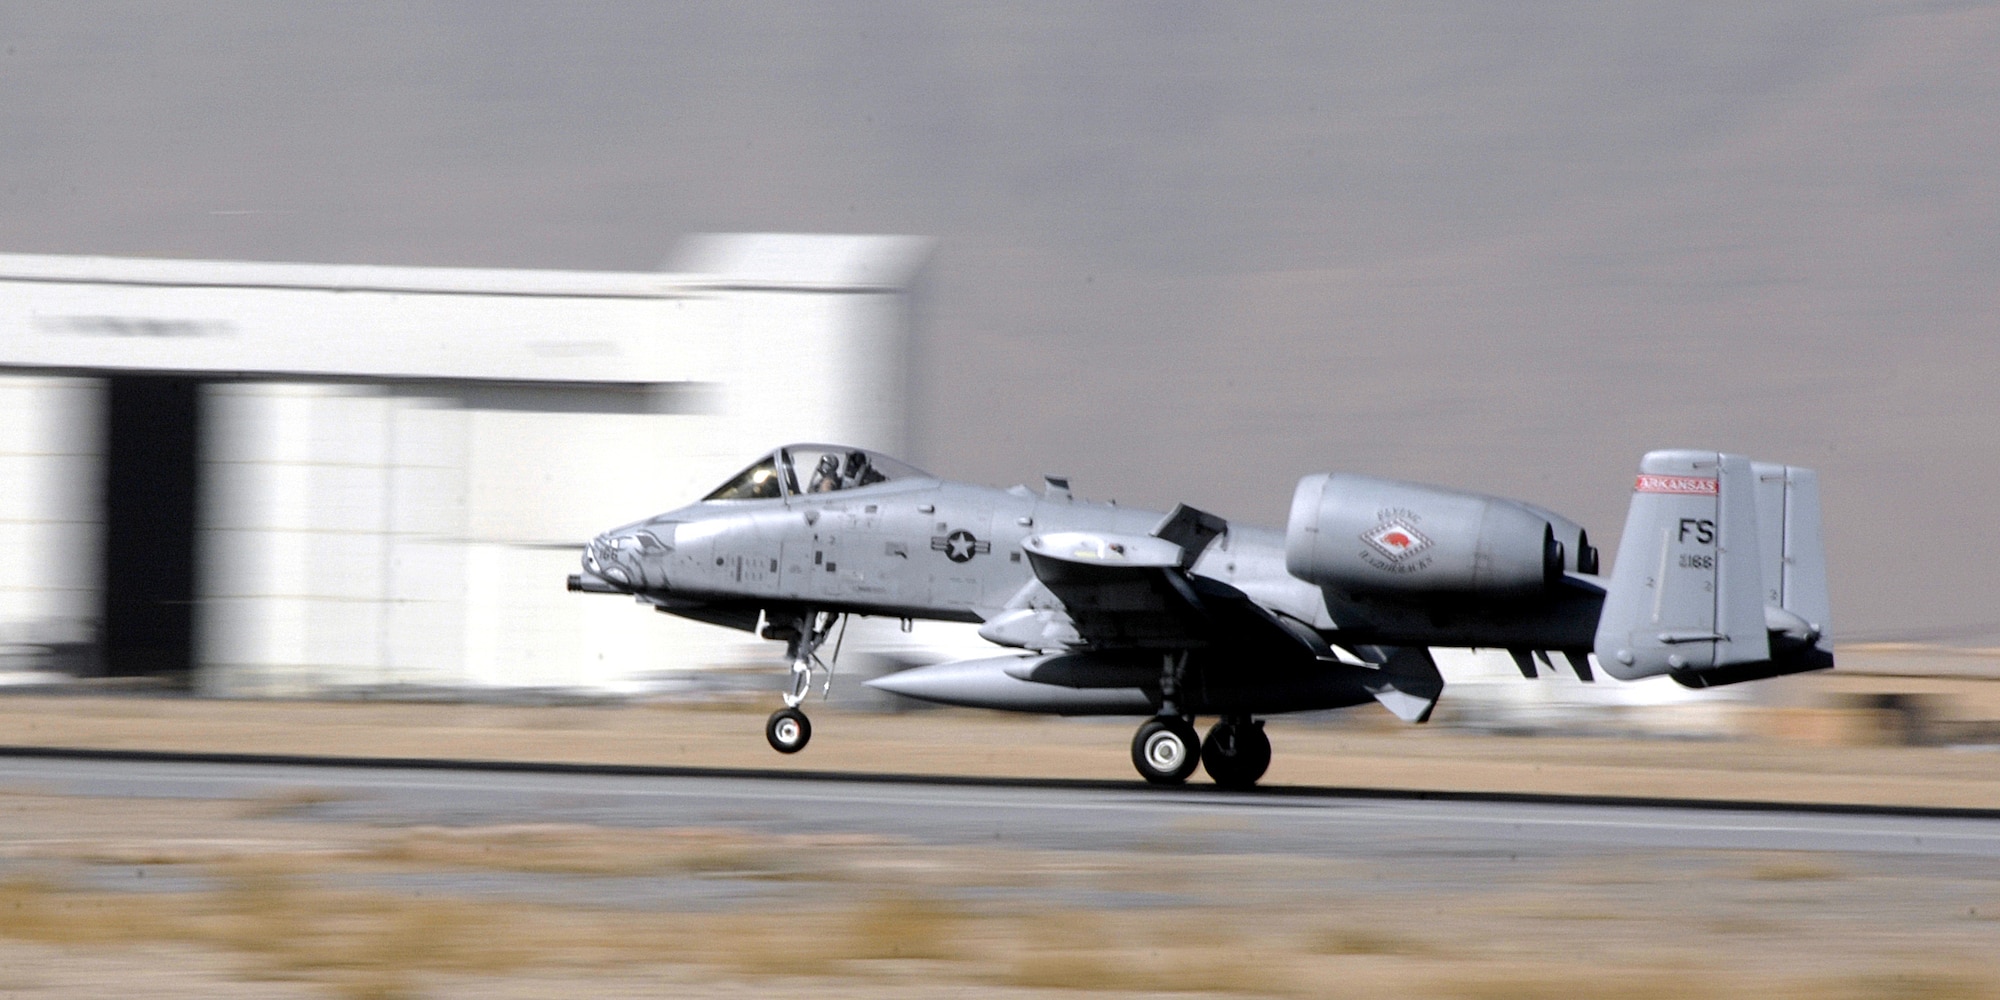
[5,754,2000,861]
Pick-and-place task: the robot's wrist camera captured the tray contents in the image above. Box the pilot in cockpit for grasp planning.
[842,450,886,488]
[808,454,843,493]
[804,449,892,494]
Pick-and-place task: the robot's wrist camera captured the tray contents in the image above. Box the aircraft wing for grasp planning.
[1009,511,1444,721]
[1016,528,1324,666]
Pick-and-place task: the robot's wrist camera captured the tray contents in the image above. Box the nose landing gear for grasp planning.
[760,609,844,755]
[766,707,812,753]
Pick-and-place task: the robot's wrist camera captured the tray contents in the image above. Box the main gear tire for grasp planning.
[1131,717,1201,785]
[765,707,812,753]
[1201,719,1271,789]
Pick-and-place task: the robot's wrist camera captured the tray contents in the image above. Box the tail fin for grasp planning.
[1594,450,1834,688]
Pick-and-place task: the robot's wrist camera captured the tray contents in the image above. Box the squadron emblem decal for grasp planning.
[930,529,991,563]
[1360,515,1433,572]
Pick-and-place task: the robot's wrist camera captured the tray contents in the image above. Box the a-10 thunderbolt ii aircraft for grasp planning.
[570,444,1833,788]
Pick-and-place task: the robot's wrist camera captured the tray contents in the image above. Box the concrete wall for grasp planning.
[0,376,101,675]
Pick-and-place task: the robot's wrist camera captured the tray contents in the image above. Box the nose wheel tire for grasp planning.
[1131,717,1201,785]
[766,708,812,753]
[1201,719,1271,789]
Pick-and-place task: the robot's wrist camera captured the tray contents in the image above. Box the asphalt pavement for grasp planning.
[4,754,1999,861]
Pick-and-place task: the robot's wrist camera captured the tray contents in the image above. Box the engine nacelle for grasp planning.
[1286,473,1563,599]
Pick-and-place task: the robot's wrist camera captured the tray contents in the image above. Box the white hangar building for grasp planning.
[0,233,928,695]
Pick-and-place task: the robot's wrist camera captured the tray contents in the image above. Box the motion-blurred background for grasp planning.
[1,3,1997,730]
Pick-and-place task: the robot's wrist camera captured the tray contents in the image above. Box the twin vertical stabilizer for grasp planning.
[1594,450,1834,688]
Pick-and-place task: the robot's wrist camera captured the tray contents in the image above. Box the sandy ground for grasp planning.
[1,691,1999,810]
[0,782,1996,999]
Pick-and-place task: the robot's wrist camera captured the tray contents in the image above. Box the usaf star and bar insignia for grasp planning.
[930,529,990,563]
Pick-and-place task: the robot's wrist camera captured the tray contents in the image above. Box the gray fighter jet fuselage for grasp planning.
[571,444,1834,787]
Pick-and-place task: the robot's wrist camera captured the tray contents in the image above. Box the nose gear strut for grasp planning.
[763,609,846,753]
[781,609,846,707]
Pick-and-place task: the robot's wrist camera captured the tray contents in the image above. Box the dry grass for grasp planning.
[237,787,351,820]
[1440,968,1997,1000]
[27,838,264,866]
[0,871,528,999]
[0,787,1997,999]
[1443,972,1722,1000]
[2,858,1996,1000]
[364,823,786,877]
[1745,856,1847,882]
[990,909,1298,995]
[844,891,968,961]
[1825,972,1997,1000]
[1309,926,1433,956]
[0,875,171,947]
[0,865,1309,998]
[1702,915,1788,935]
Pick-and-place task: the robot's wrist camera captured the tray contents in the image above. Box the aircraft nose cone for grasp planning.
[584,534,632,585]
[584,521,677,589]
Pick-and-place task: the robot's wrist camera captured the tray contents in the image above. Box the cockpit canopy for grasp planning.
[702,445,931,502]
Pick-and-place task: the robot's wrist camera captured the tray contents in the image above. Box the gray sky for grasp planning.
[3,2,1997,641]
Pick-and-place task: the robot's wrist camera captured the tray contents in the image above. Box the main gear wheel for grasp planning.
[1131,716,1201,785]
[1200,718,1271,789]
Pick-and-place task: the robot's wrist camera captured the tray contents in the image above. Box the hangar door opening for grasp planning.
[100,374,201,679]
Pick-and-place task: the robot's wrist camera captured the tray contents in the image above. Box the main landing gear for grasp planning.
[1129,716,1271,789]
[762,609,844,755]
[1129,651,1270,789]
[1132,717,1201,784]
